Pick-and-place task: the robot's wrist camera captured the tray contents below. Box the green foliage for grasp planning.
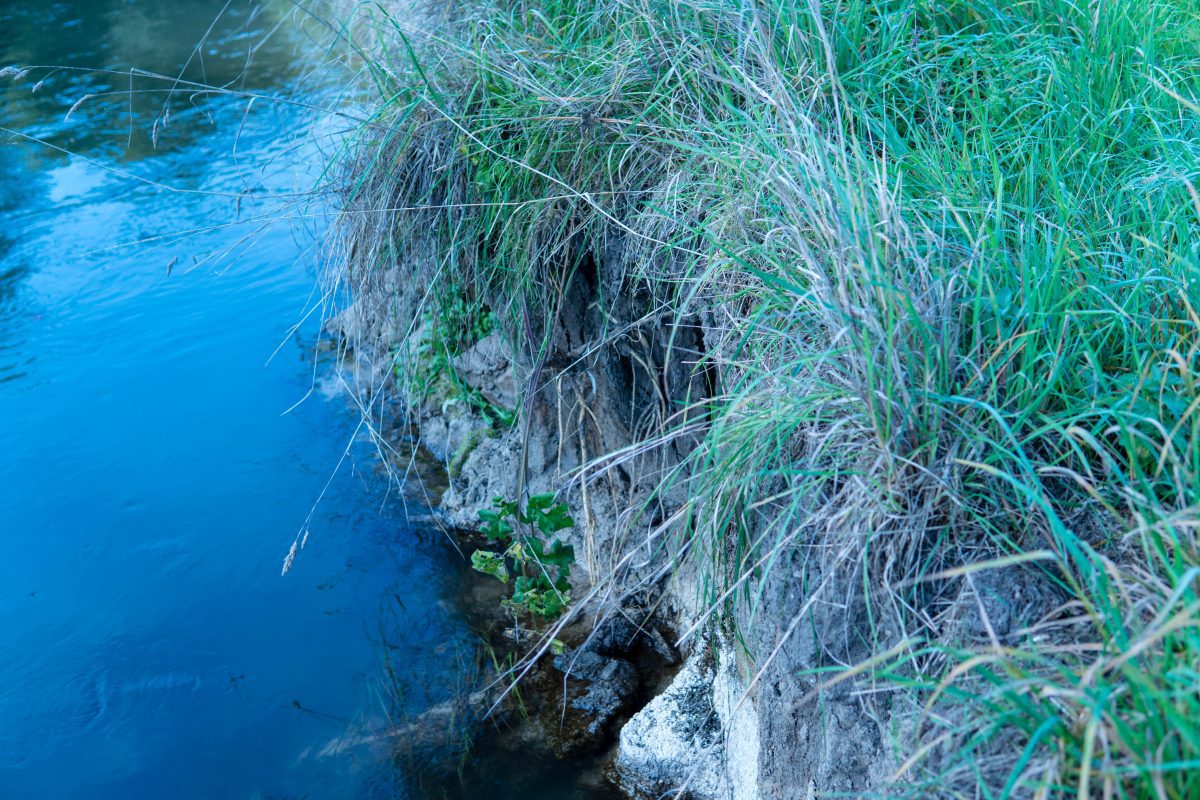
[470,549,509,583]
[472,494,576,619]
[347,0,1200,795]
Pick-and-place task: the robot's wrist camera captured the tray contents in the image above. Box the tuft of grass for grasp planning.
[333,0,1200,796]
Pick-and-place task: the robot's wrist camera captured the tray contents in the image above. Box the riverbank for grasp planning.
[329,1,1200,797]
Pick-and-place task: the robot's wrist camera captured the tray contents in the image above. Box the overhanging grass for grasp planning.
[335,0,1200,796]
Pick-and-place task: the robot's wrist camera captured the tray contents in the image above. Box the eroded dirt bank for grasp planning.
[326,233,915,798]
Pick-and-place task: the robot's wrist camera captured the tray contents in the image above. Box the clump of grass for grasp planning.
[334,0,1200,795]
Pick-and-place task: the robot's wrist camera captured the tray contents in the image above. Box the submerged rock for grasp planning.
[549,649,640,754]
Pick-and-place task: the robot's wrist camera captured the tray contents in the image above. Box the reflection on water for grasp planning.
[1,0,308,158]
[0,2,472,798]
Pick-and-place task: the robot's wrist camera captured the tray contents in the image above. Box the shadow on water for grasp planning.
[368,531,632,800]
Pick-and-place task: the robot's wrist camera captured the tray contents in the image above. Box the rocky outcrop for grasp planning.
[616,645,727,799]
[329,225,863,799]
[615,634,759,800]
[329,300,766,796]
[454,332,518,410]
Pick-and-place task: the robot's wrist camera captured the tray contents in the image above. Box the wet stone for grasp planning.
[548,650,640,755]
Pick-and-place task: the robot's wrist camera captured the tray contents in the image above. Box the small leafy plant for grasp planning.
[394,300,515,431]
[470,493,576,619]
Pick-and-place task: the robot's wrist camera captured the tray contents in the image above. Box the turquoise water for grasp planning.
[0,2,472,797]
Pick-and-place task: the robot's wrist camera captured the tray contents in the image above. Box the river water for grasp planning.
[0,2,477,797]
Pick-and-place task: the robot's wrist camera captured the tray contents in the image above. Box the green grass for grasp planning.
[336,0,1200,796]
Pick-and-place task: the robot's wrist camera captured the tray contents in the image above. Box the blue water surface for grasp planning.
[0,2,469,797]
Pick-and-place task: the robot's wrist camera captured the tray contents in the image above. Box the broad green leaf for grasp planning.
[470,550,509,584]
